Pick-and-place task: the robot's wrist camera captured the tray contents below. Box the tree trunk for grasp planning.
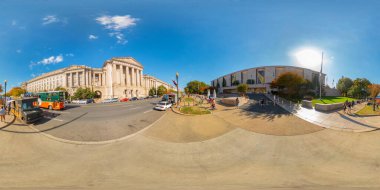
[373,99,376,111]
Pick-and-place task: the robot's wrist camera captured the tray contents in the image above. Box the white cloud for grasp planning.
[95,15,138,44]
[31,74,36,78]
[88,34,98,40]
[29,55,64,68]
[109,32,127,44]
[42,15,59,25]
[96,15,138,30]
[65,53,74,57]
[42,15,67,25]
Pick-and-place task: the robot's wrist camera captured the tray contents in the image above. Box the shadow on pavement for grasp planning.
[237,94,291,121]
[0,112,88,134]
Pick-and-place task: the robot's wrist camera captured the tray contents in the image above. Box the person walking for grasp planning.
[343,103,347,113]
[347,102,352,114]
[0,105,6,123]
[236,97,239,109]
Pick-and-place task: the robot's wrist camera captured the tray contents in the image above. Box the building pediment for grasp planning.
[103,57,143,69]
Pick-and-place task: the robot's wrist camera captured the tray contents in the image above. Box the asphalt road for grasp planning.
[32,98,166,141]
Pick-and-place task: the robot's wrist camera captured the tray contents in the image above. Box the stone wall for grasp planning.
[301,100,313,109]
[315,102,344,112]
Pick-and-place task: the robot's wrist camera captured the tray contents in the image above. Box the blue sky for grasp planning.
[1,0,380,89]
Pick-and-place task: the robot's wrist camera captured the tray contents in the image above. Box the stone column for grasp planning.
[140,70,143,87]
[70,72,73,87]
[126,66,130,86]
[78,72,80,87]
[121,66,125,86]
[112,64,117,85]
[130,68,134,86]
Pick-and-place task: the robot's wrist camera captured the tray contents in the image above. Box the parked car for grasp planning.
[120,98,129,102]
[130,97,138,101]
[102,98,119,103]
[154,101,172,111]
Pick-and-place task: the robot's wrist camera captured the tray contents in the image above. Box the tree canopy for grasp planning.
[369,84,380,111]
[73,87,96,99]
[237,84,248,95]
[8,87,26,97]
[157,85,167,96]
[347,78,371,98]
[185,80,209,94]
[271,72,312,99]
[54,86,67,92]
[149,87,157,96]
[337,77,353,97]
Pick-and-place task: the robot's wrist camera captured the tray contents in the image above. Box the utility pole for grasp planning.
[319,52,324,100]
[176,72,179,107]
[4,80,7,107]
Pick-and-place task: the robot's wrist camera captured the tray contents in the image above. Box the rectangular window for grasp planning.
[256,69,265,84]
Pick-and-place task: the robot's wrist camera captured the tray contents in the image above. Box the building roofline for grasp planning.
[213,65,326,81]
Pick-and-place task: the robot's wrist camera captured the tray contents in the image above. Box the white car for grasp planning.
[154,101,172,111]
[102,98,119,103]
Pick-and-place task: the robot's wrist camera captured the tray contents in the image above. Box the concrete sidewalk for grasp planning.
[264,94,380,132]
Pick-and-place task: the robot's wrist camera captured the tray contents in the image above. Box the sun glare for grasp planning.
[294,48,322,68]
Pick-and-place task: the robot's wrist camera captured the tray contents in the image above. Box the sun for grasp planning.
[294,48,322,68]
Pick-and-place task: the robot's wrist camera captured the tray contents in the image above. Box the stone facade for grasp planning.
[25,57,174,99]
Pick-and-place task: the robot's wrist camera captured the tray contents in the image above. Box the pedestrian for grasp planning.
[236,97,239,109]
[0,105,5,123]
[347,102,352,114]
[343,103,347,113]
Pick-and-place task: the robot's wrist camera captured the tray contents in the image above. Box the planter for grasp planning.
[315,102,344,112]
[301,100,313,109]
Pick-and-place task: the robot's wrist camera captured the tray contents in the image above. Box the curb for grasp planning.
[26,112,168,145]
[263,94,378,133]
[171,106,213,116]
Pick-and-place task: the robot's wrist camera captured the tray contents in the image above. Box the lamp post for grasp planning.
[176,72,179,106]
[319,52,324,100]
[4,80,7,107]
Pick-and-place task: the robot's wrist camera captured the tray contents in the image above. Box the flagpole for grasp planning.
[319,52,324,100]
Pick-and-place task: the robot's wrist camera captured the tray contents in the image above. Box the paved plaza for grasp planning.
[0,96,380,189]
[265,94,380,132]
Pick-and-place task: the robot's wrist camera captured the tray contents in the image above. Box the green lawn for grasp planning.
[180,106,211,115]
[311,96,356,106]
[356,105,380,116]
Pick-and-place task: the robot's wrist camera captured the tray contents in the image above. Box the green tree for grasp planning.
[347,78,371,98]
[157,85,167,96]
[222,77,227,87]
[270,72,309,99]
[73,87,96,99]
[337,77,353,97]
[237,84,248,95]
[0,84,3,94]
[369,84,380,111]
[185,80,209,94]
[149,87,157,96]
[54,86,67,92]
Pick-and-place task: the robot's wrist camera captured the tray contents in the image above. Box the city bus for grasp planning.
[37,91,65,110]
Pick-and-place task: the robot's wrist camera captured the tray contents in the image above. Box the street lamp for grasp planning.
[4,80,7,107]
[176,72,179,106]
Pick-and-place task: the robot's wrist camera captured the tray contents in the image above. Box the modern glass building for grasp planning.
[211,66,326,94]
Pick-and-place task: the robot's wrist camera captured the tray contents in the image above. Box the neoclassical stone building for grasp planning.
[25,57,174,99]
